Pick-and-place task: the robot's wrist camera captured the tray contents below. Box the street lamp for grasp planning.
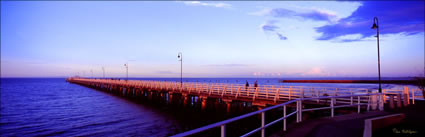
[178,52,183,86]
[371,17,382,93]
[124,63,128,82]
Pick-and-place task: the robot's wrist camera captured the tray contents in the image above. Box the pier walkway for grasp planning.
[66,78,422,107]
[66,78,423,137]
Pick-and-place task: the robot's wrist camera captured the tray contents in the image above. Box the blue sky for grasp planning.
[1,1,424,78]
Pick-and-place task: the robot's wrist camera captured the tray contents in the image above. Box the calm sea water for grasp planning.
[0,78,418,136]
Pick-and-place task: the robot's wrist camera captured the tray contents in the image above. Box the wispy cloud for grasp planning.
[260,20,288,40]
[260,20,279,32]
[315,1,424,41]
[182,1,231,9]
[276,33,287,40]
[204,64,251,67]
[253,7,338,23]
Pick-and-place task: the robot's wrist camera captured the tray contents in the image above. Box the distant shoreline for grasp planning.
[279,80,419,85]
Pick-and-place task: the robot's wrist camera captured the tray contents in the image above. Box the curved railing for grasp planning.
[171,93,384,137]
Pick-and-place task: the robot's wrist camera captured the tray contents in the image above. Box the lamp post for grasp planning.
[124,63,128,82]
[371,17,382,93]
[178,52,183,87]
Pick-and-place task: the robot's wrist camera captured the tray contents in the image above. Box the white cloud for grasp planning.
[248,8,272,16]
[302,67,334,77]
[182,1,231,9]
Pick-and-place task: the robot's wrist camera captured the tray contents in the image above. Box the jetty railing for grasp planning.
[171,93,384,137]
[68,78,422,104]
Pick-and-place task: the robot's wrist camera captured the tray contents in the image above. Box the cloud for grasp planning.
[276,33,288,40]
[182,1,231,8]
[260,20,288,40]
[330,33,374,42]
[204,64,250,67]
[260,20,279,32]
[257,7,338,23]
[302,67,333,77]
[316,1,424,41]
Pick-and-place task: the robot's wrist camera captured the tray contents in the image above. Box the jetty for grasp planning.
[280,79,419,84]
[66,77,423,137]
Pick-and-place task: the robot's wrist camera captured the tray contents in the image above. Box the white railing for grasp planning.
[170,93,384,137]
[67,78,423,104]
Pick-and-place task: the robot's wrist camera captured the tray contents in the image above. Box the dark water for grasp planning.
[0,78,418,137]
[1,78,181,136]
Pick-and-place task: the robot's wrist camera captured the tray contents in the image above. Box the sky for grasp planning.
[1,1,424,78]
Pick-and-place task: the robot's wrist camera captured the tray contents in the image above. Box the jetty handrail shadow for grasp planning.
[171,93,384,137]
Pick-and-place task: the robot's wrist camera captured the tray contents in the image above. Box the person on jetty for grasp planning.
[245,81,249,91]
[254,80,258,89]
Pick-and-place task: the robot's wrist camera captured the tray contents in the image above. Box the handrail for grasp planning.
[67,78,372,92]
[171,93,383,137]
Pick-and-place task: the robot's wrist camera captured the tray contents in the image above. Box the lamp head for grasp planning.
[371,23,378,29]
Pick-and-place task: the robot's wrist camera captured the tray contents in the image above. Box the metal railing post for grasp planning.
[296,100,300,123]
[331,97,334,117]
[283,105,287,131]
[221,124,226,137]
[299,100,303,122]
[350,89,353,105]
[358,96,361,113]
[379,93,384,111]
[261,112,265,137]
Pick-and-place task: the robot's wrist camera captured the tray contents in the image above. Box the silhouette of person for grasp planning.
[254,80,258,88]
[245,81,249,91]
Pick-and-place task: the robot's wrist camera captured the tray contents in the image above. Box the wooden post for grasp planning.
[202,97,207,110]
[404,86,409,106]
[148,91,152,100]
[289,86,292,100]
[389,95,395,109]
[274,89,279,103]
[411,89,415,104]
[221,86,227,97]
[396,93,402,108]
[183,95,188,106]
[226,102,231,113]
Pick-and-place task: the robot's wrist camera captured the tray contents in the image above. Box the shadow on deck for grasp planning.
[270,100,425,137]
